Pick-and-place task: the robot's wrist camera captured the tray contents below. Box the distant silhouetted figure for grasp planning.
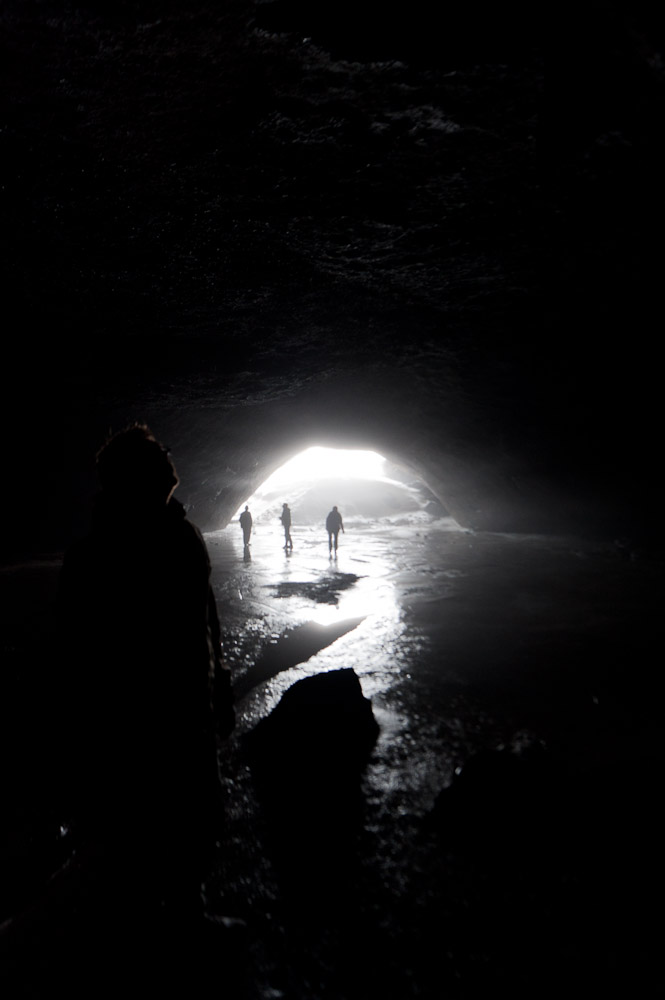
[239,505,252,546]
[281,503,293,550]
[326,505,345,555]
[56,423,235,918]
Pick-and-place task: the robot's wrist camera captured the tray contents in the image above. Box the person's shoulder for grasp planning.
[169,499,205,540]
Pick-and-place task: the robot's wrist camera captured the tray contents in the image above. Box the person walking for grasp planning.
[239,505,252,547]
[326,505,345,556]
[280,502,293,550]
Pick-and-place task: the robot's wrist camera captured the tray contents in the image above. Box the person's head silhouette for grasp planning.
[96,423,179,507]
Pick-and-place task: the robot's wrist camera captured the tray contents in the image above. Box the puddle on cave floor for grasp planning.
[206,516,467,811]
[206,519,462,709]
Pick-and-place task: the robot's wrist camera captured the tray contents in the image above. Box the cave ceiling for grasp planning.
[2,1,663,548]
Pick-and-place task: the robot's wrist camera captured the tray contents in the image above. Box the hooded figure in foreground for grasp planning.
[56,423,235,914]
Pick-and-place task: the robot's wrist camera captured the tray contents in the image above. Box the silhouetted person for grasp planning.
[56,423,235,921]
[239,504,252,546]
[326,505,345,555]
[281,502,293,550]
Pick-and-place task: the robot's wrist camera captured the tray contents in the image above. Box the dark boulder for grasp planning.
[245,667,379,784]
[243,669,379,895]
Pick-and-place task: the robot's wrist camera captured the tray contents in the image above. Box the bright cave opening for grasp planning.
[223,447,463,627]
[232,446,461,531]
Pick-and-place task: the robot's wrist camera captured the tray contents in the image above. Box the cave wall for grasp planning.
[119,368,615,540]
[0,333,653,558]
[2,1,664,555]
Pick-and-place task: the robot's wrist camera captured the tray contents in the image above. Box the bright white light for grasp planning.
[231,447,392,523]
[263,447,386,489]
[227,445,461,530]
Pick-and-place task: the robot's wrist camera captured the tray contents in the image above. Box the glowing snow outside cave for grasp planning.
[230,447,401,627]
[261,447,387,489]
[222,446,462,632]
[231,447,396,523]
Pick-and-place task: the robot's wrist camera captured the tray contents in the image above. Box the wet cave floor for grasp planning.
[1,522,663,998]
[205,520,662,998]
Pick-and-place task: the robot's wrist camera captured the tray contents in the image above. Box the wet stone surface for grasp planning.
[0,519,662,996]
[201,517,663,997]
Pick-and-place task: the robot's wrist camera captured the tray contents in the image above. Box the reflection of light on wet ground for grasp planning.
[205,516,476,782]
[309,546,398,625]
[207,522,401,630]
[205,519,426,728]
[207,518,652,834]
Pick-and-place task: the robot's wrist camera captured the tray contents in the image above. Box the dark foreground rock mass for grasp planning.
[243,668,380,915]
[424,744,663,996]
[245,666,379,775]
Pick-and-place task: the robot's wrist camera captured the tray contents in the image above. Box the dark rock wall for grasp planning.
[2,1,663,553]
[149,370,594,537]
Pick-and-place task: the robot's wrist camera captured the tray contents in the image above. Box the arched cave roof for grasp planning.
[2,0,663,554]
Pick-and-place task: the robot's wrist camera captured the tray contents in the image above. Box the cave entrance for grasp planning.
[215,447,464,702]
[227,445,462,624]
[232,446,458,530]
